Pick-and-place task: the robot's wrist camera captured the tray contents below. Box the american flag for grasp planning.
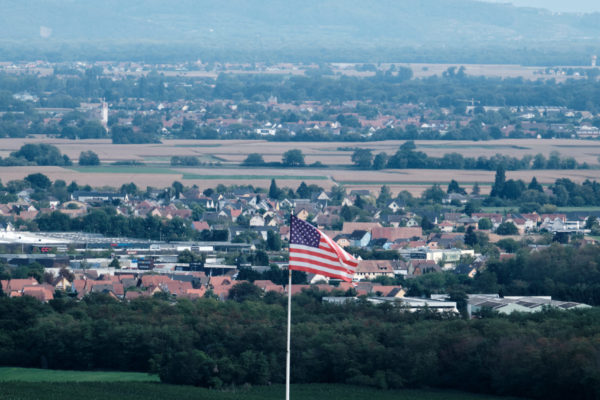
[289,215,358,282]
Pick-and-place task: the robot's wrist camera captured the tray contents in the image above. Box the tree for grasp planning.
[351,149,373,169]
[400,140,416,152]
[25,173,51,190]
[496,238,520,253]
[341,204,354,221]
[372,152,388,170]
[528,177,543,192]
[109,258,121,269]
[266,230,282,251]
[464,201,479,217]
[228,282,263,302]
[422,184,445,203]
[532,153,546,169]
[172,181,184,198]
[242,153,265,166]
[78,150,100,166]
[282,149,305,167]
[171,156,200,166]
[478,218,493,230]
[296,182,310,199]
[447,179,466,195]
[159,350,216,387]
[464,226,478,246]
[490,164,506,197]
[421,216,435,231]
[471,182,480,195]
[354,195,365,209]
[496,222,518,235]
[269,179,281,199]
[377,185,392,207]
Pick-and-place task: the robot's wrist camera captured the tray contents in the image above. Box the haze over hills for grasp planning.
[483,0,600,14]
[2,0,600,63]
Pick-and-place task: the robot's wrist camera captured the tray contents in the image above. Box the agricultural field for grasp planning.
[0,367,158,382]
[0,138,598,195]
[0,381,524,400]
[332,62,585,81]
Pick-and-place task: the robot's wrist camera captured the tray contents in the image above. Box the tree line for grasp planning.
[351,141,589,171]
[0,287,598,399]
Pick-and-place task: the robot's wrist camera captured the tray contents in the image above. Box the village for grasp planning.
[0,180,596,314]
[3,60,600,141]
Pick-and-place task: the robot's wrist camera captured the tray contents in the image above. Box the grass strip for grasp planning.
[0,382,523,400]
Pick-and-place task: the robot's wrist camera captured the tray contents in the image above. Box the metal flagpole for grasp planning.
[286,210,293,400]
[286,266,292,400]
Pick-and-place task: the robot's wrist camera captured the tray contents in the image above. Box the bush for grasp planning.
[496,222,518,235]
[242,153,265,166]
[171,156,200,166]
[79,151,100,166]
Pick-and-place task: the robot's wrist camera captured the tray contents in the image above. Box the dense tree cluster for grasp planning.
[0,143,71,166]
[487,165,600,209]
[0,288,598,399]
[351,142,587,171]
[79,151,100,166]
[35,209,194,242]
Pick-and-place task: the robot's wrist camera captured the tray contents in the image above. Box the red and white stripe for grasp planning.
[289,231,358,282]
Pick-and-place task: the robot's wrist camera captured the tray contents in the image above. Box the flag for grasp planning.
[289,215,358,282]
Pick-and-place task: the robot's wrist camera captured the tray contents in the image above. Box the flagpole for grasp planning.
[285,266,292,400]
[286,210,293,400]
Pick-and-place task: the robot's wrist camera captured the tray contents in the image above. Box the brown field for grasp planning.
[2,138,599,165]
[1,138,598,195]
[332,63,592,81]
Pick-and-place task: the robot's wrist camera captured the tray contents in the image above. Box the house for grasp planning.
[0,277,38,293]
[71,191,128,203]
[454,263,478,278]
[349,230,371,248]
[409,260,441,276]
[381,214,404,227]
[192,221,210,231]
[253,280,284,294]
[341,222,381,234]
[443,193,469,204]
[23,285,54,302]
[355,260,395,280]
[438,220,455,233]
[249,215,265,227]
[371,227,423,242]
[387,200,404,213]
[209,276,236,299]
[333,234,352,248]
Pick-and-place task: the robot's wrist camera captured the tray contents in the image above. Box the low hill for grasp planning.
[2,0,600,51]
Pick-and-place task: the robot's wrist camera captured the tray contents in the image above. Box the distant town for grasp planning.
[1,61,600,143]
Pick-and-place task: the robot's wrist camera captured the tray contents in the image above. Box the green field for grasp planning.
[0,368,525,400]
[0,367,158,382]
[0,382,524,400]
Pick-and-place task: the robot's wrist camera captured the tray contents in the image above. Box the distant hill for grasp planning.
[1,0,600,62]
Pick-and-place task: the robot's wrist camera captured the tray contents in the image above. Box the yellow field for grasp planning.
[0,138,598,195]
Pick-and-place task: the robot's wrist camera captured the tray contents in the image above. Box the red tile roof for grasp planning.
[371,227,422,241]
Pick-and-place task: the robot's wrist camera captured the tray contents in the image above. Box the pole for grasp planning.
[286,267,292,400]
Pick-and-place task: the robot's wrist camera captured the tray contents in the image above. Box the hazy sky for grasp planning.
[483,0,600,13]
